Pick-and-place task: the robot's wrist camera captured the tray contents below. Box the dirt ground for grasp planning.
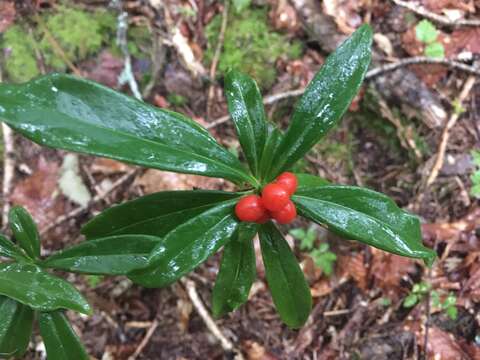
[2,0,480,359]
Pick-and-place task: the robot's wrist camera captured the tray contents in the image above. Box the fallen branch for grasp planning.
[391,0,480,27]
[206,57,480,129]
[207,1,229,117]
[128,319,159,360]
[181,278,244,359]
[39,168,140,236]
[426,75,476,186]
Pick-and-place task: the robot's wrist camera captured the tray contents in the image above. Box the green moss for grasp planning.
[39,6,106,70]
[2,25,40,82]
[1,5,117,82]
[205,8,302,89]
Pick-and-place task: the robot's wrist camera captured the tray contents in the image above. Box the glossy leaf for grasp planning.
[258,126,283,182]
[269,25,372,179]
[0,234,30,262]
[130,200,240,287]
[293,186,436,265]
[296,173,330,191]
[0,74,255,185]
[0,296,34,358]
[0,263,92,315]
[225,70,267,176]
[82,190,241,239]
[9,206,41,259]
[38,311,89,360]
[42,235,161,275]
[259,222,312,328]
[212,223,257,317]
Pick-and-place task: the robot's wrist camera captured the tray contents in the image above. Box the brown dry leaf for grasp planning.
[401,27,447,86]
[83,50,124,88]
[311,278,332,298]
[444,28,480,57]
[90,158,132,175]
[0,1,15,33]
[322,0,365,34]
[371,250,416,300]
[134,169,233,193]
[269,1,300,32]
[243,340,278,360]
[425,327,470,360]
[336,253,368,291]
[10,157,65,231]
[422,0,475,14]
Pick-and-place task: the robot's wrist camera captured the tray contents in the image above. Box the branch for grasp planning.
[206,57,480,129]
[391,0,480,27]
[1,124,14,229]
[181,278,244,359]
[426,75,476,186]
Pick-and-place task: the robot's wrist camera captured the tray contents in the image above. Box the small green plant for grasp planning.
[290,226,337,276]
[415,19,445,59]
[0,25,437,356]
[403,282,458,320]
[470,150,480,198]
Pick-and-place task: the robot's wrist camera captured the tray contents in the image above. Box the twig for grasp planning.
[181,278,244,359]
[34,15,82,76]
[112,0,142,100]
[206,57,480,129]
[423,267,433,360]
[207,1,229,117]
[39,168,140,236]
[391,0,480,27]
[426,76,476,186]
[1,124,14,229]
[365,57,480,79]
[128,319,159,360]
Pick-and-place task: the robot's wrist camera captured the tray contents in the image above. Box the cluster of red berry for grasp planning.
[235,172,298,224]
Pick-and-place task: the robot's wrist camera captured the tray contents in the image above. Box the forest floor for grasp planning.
[1,0,480,359]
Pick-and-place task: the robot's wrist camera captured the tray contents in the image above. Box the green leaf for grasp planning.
[9,206,41,259]
[0,296,34,358]
[0,74,255,185]
[415,20,438,44]
[446,306,458,320]
[232,0,251,12]
[268,25,372,179]
[42,235,161,275]
[0,234,30,262]
[0,263,91,315]
[403,294,418,308]
[310,248,336,276]
[129,200,240,287]
[225,70,267,176]
[259,222,312,328]
[296,173,330,191]
[293,185,436,265]
[38,311,89,360]
[258,126,283,182]
[82,190,241,239]
[425,42,445,59]
[212,223,257,317]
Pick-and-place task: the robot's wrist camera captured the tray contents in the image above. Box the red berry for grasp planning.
[270,200,297,224]
[261,183,290,211]
[235,195,268,222]
[275,172,298,195]
[255,213,270,224]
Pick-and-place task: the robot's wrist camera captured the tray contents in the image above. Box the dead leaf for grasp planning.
[269,1,300,32]
[0,1,15,33]
[444,28,480,57]
[425,327,470,360]
[83,50,124,88]
[336,253,368,291]
[90,158,132,175]
[371,250,417,300]
[322,0,365,34]
[11,157,65,231]
[243,340,278,360]
[134,169,232,193]
[422,0,475,14]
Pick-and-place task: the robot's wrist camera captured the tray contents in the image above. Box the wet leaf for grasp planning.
[9,206,41,259]
[0,296,34,358]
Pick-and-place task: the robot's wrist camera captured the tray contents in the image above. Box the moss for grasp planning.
[1,5,117,82]
[205,7,302,89]
[2,25,40,82]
